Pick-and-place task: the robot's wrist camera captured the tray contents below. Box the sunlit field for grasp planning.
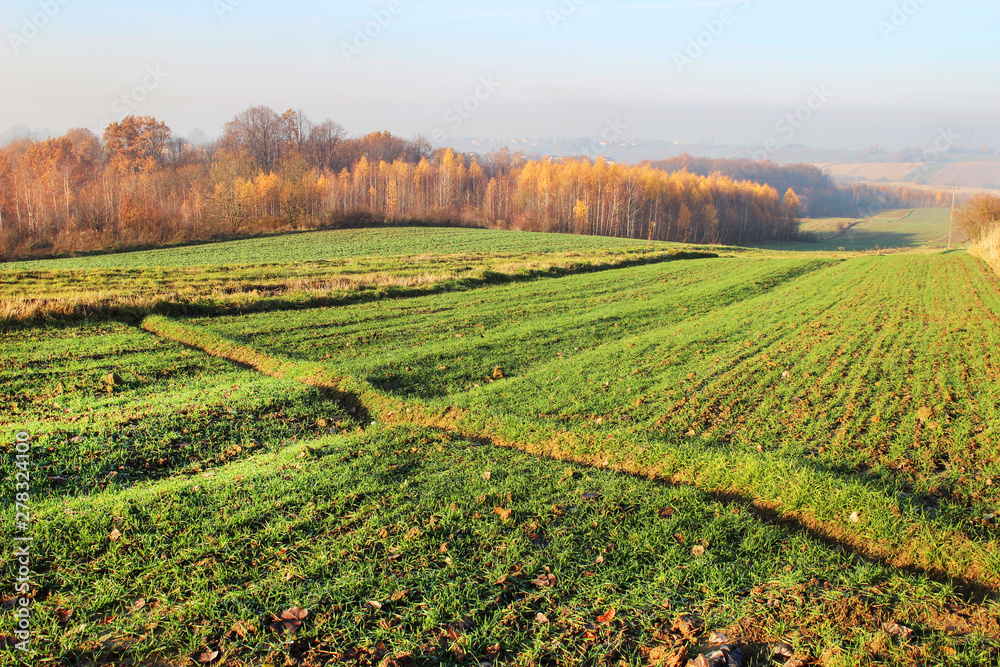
[4,226,1000,666]
[795,209,959,251]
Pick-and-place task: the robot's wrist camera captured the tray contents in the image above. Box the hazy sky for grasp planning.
[2,0,999,150]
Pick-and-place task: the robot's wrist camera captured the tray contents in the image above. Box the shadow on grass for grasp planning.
[15,342,363,500]
[141,297,999,602]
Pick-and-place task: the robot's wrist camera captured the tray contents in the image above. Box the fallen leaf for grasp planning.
[849,511,861,524]
[493,367,504,379]
[108,528,122,542]
[691,545,706,557]
[390,590,408,602]
[535,613,549,624]
[596,608,617,624]
[55,608,73,624]
[282,607,309,621]
[708,631,731,645]
[482,471,492,481]
[231,620,254,638]
[917,406,933,422]
[595,555,605,564]
[366,600,383,610]
[531,573,557,588]
[194,649,219,664]
[132,598,145,611]
[494,507,512,521]
[671,614,704,640]
[270,607,309,634]
[883,619,916,643]
[495,575,508,585]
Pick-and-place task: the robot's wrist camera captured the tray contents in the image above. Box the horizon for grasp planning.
[2,0,999,152]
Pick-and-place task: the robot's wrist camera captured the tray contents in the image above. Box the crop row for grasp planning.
[170,252,1000,586]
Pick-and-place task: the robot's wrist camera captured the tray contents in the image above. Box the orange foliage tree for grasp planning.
[8,104,958,261]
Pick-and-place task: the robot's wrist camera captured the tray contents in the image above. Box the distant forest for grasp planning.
[0,107,946,260]
[648,155,950,218]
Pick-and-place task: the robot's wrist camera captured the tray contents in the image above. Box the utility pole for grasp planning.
[949,180,957,249]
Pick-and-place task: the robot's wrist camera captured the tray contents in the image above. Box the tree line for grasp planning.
[649,155,953,218]
[0,106,882,260]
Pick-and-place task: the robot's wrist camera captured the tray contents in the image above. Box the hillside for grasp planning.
[795,208,961,251]
[3,228,1000,665]
[818,162,1000,192]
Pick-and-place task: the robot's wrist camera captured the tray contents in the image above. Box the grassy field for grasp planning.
[794,209,959,251]
[0,228,719,325]
[171,252,1000,582]
[0,228,678,272]
[3,224,1000,666]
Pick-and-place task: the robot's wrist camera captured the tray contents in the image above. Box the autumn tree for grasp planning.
[103,116,172,173]
[304,119,346,171]
[221,106,286,173]
[65,128,104,167]
[280,109,312,153]
[783,188,803,219]
[956,194,1000,242]
[6,106,919,261]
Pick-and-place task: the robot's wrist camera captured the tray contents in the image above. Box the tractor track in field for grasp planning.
[142,313,1000,602]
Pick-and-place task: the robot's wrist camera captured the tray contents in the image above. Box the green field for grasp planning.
[795,209,960,251]
[0,228,719,326]
[0,228,675,272]
[3,225,1000,666]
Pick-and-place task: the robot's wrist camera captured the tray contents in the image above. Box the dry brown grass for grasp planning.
[0,270,461,324]
[1,249,710,325]
[970,227,1000,275]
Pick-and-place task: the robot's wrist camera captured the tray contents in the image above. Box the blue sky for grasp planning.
[2,0,998,149]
